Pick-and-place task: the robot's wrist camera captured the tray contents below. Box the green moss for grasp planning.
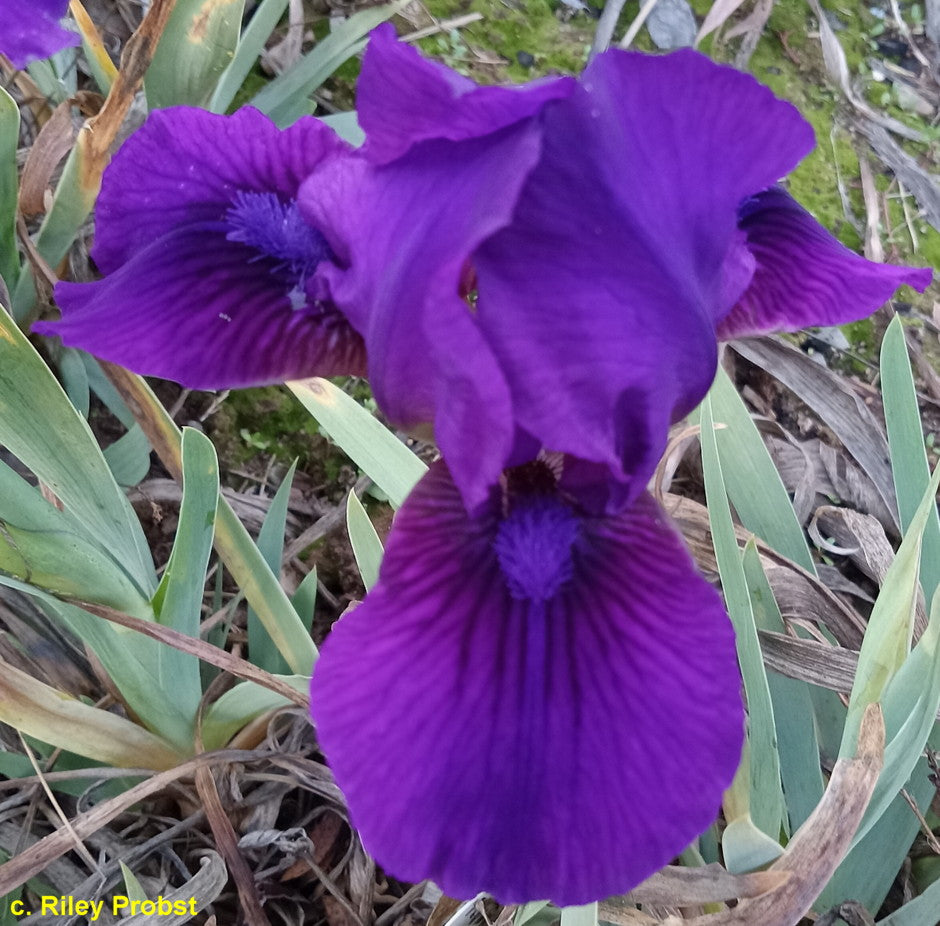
[421,0,593,81]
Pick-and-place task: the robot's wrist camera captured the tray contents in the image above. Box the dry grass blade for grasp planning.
[695,0,748,45]
[619,0,663,49]
[73,599,309,709]
[77,0,178,191]
[727,0,774,67]
[759,630,858,692]
[805,0,926,142]
[667,493,867,647]
[118,851,228,925]
[682,704,884,924]
[0,748,266,894]
[19,101,80,216]
[732,338,899,529]
[195,763,272,926]
[857,153,885,262]
[855,119,940,231]
[625,866,788,905]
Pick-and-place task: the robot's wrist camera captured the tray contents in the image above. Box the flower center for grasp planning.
[225,191,330,278]
[494,495,580,603]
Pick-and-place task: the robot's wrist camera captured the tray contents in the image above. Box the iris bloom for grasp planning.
[36,107,366,387]
[302,26,932,513]
[0,0,78,69]
[301,29,932,904]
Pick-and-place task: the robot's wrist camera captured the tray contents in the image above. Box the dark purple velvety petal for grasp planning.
[0,0,77,69]
[301,125,544,511]
[356,24,573,164]
[717,187,933,339]
[38,225,364,388]
[91,107,349,274]
[474,49,816,498]
[311,460,743,905]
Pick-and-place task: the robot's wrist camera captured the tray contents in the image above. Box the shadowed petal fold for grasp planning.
[357,23,574,164]
[717,188,933,339]
[39,227,364,388]
[0,0,77,69]
[311,461,743,905]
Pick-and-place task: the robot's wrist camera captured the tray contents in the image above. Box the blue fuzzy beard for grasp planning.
[225,190,331,281]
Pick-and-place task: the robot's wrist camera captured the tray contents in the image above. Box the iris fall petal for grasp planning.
[37,106,365,388]
[311,461,743,904]
[41,227,363,388]
[0,0,77,70]
[718,187,933,339]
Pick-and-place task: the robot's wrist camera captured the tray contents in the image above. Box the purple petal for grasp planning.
[717,188,934,339]
[311,461,743,905]
[91,107,349,274]
[39,226,365,389]
[357,24,574,164]
[301,125,545,511]
[0,0,77,69]
[474,49,815,496]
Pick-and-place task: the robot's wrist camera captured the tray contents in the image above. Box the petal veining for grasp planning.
[717,187,933,338]
[311,461,743,904]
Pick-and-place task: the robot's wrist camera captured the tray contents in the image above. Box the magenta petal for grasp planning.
[357,24,574,164]
[90,107,349,274]
[311,462,743,904]
[40,227,364,389]
[717,188,933,338]
[0,0,77,69]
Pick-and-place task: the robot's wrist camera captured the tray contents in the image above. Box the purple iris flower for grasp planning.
[301,28,932,904]
[301,25,932,513]
[0,0,78,69]
[312,455,743,904]
[35,107,366,387]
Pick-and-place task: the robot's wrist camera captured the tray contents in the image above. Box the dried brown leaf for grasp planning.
[19,102,79,216]
[194,758,272,926]
[759,630,857,692]
[77,0,178,197]
[72,600,309,710]
[117,852,228,926]
[667,493,868,647]
[0,748,267,894]
[732,338,899,530]
[856,118,940,232]
[695,0,748,45]
[683,704,884,925]
[625,865,788,905]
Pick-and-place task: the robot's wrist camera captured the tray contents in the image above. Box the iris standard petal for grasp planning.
[356,24,573,164]
[716,187,933,339]
[90,106,350,275]
[474,49,816,496]
[301,125,545,510]
[311,461,743,904]
[0,0,77,70]
[39,226,365,388]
